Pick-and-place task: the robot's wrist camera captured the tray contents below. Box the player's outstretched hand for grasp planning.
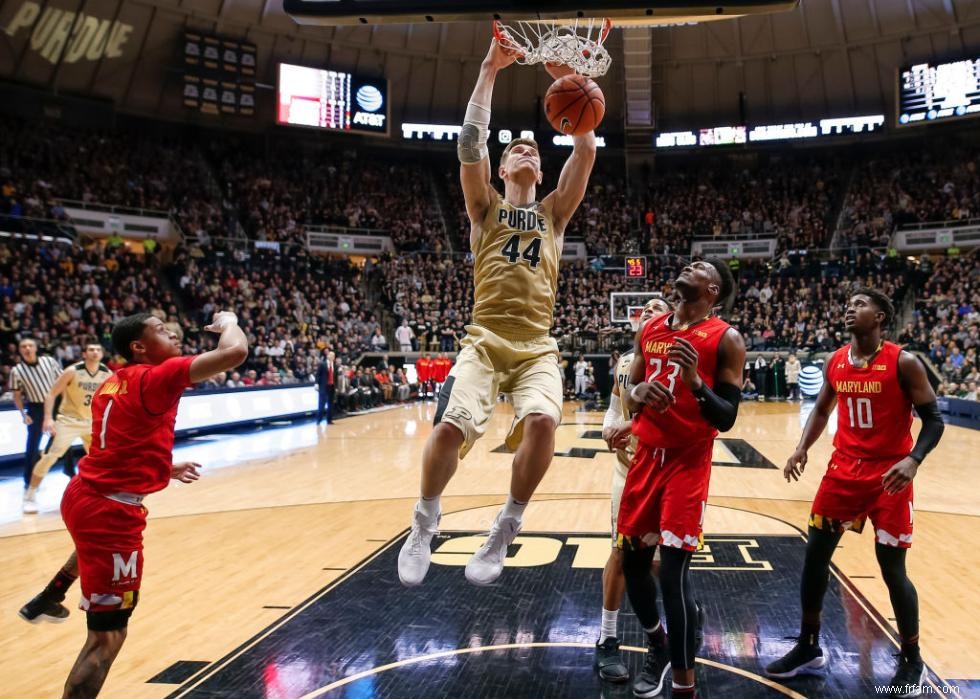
[42,417,56,436]
[632,381,675,412]
[171,462,202,483]
[785,448,808,482]
[204,311,239,334]
[487,34,521,69]
[602,424,632,452]
[881,457,918,495]
[667,338,701,390]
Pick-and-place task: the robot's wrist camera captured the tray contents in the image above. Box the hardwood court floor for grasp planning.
[0,400,977,698]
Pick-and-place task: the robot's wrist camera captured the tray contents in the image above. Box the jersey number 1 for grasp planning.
[846,397,874,429]
[501,235,542,268]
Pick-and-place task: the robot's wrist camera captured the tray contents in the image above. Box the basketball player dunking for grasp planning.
[398,37,596,587]
[765,289,944,698]
[620,260,745,699]
[49,312,247,698]
[22,339,112,514]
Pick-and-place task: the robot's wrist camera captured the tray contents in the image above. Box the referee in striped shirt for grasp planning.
[9,338,62,486]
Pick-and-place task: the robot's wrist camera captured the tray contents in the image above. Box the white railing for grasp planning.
[891,221,980,251]
[691,238,776,258]
[306,225,394,255]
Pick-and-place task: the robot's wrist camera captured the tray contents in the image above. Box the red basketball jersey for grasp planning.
[632,313,731,449]
[416,358,431,382]
[79,356,195,495]
[826,341,913,460]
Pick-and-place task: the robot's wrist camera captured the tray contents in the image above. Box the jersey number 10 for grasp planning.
[846,396,874,429]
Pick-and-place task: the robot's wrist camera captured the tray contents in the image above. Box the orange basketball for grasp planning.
[544,74,605,136]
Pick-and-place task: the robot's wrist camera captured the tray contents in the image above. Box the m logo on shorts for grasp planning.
[112,551,138,581]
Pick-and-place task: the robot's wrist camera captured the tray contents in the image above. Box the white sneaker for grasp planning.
[397,506,440,587]
[22,495,38,514]
[465,514,521,586]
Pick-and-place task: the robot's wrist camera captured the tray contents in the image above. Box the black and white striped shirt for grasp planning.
[10,356,62,404]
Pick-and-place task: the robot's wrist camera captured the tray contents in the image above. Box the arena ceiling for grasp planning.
[2,0,980,131]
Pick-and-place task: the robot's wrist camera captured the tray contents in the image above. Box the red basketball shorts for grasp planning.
[810,451,914,548]
[616,438,712,551]
[61,477,147,613]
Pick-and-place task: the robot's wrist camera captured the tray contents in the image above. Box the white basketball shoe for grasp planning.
[397,505,440,587]
[465,513,521,586]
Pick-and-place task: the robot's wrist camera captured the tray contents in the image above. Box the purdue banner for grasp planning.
[183,32,256,116]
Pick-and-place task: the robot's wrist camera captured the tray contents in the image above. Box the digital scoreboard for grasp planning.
[277,63,388,135]
[898,57,980,126]
[625,256,647,278]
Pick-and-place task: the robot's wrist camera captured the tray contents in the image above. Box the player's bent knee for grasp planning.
[431,421,465,446]
[522,413,557,435]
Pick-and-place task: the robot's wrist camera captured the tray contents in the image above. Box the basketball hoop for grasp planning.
[492,18,613,78]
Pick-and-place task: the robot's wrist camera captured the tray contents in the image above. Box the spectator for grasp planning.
[785,353,801,401]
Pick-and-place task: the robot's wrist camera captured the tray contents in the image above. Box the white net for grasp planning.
[493,18,613,78]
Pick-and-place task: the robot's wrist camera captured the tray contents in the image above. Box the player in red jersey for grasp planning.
[765,288,944,698]
[620,259,746,699]
[53,311,247,698]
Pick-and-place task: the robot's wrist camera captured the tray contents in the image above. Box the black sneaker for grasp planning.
[19,593,70,623]
[887,653,925,697]
[694,600,705,654]
[595,637,629,683]
[764,639,826,678]
[632,641,670,697]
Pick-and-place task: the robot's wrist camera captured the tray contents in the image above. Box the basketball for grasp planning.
[544,74,605,136]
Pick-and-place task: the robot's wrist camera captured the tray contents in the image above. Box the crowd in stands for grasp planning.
[635,156,842,257]
[209,136,447,252]
[0,240,172,391]
[4,114,980,409]
[902,253,980,401]
[727,250,912,353]
[837,141,980,250]
[0,116,214,219]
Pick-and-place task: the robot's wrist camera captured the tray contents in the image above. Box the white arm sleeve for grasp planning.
[602,393,624,431]
[458,101,491,164]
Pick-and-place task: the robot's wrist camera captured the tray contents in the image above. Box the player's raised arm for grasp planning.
[541,63,597,235]
[189,311,249,384]
[41,366,76,435]
[460,39,517,250]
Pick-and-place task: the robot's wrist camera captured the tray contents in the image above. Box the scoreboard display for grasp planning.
[277,63,388,135]
[898,57,980,126]
[625,256,647,278]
